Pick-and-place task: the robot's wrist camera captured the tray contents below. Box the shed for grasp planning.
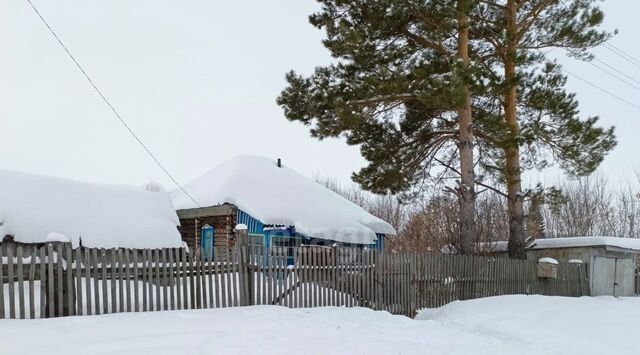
[481,237,640,297]
[527,237,640,297]
[0,168,183,250]
[171,156,397,261]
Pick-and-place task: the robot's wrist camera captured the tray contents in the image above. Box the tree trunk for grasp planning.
[505,0,526,259]
[457,0,476,255]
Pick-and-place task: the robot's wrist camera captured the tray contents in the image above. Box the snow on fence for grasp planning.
[1,236,589,320]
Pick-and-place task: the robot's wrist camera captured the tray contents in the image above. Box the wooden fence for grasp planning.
[0,240,589,319]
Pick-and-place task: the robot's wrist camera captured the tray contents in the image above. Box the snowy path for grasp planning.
[1,295,639,355]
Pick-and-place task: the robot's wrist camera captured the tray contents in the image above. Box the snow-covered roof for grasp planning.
[171,156,397,245]
[449,237,640,254]
[532,237,640,252]
[0,169,182,249]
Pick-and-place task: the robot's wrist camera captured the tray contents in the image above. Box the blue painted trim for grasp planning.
[200,225,215,260]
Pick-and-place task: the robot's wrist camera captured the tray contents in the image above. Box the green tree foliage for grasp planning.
[473,0,616,257]
[278,0,617,257]
[278,1,485,196]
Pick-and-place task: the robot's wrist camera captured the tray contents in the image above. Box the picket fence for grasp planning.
[0,239,590,319]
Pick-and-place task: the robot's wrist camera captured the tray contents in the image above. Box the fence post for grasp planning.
[235,224,252,306]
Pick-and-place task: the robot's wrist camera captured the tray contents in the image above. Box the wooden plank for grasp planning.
[317,248,323,307]
[90,249,99,315]
[292,248,299,308]
[84,249,93,315]
[199,251,206,308]
[117,249,124,313]
[309,247,315,307]
[384,252,391,311]
[241,245,250,307]
[39,247,47,318]
[255,246,262,306]
[322,248,329,307]
[174,249,182,310]
[300,248,307,307]
[232,248,240,307]
[109,249,117,313]
[7,246,16,319]
[65,244,74,316]
[29,249,37,319]
[281,247,288,307]
[161,249,168,311]
[219,249,227,308]
[147,249,153,311]
[181,248,189,309]
[141,250,148,312]
[277,248,283,306]
[356,249,363,308]
[187,251,195,309]
[374,251,381,310]
[100,249,108,315]
[266,247,273,305]
[261,246,267,306]
[47,244,55,318]
[213,248,221,308]
[132,250,140,312]
[0,245,4,319]
[349,248,356,308]
[362,250,369,309]
[206,251,213,309]
[193,252,200,309]
[75,248,83,316]
[124,249,132,312]
[402,253,409,316]
[154,249,161,311]
[16,245,25,319]
[169,249,176,310]
[56,244,64,316]
[363,249,369,309]
[333,247,338,307]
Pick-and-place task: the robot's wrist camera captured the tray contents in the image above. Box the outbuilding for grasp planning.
[171,156,397,262]
[525,237,640,297]
[479,237,640,297]
[0,168,183,250]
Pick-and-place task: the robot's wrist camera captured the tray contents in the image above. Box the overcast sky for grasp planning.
[1,1,639,193]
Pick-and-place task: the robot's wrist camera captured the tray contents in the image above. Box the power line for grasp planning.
[24,0,202,207]
[602,43,640,69]
[587,60,640,91]
[562,68,640,110]
[592,57,640,87]
[558,0,640,69]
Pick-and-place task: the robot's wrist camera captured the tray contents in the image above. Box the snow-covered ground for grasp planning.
[0,295,638,355]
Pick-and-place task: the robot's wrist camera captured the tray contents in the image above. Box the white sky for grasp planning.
[1,0,638,192]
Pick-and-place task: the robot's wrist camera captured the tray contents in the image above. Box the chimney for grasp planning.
[277,158,282,168]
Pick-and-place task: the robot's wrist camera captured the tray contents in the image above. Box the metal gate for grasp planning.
[592,257,635,296]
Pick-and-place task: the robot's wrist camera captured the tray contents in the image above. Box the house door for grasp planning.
[200,225,215,261]
[592,257,636,296]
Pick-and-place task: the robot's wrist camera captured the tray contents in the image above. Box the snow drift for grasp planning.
[0,169,182,248]
[171,156,396,245]
[2,295,639,354]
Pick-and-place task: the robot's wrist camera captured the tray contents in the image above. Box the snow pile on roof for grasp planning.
[171,156,396,244]
[445,236,640,254]
[538,257,558,265]
[532,236,640,251]
[0,169,182,249]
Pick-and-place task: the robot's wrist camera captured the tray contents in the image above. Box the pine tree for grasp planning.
[277,0,484,253]
[473,0,617,258]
